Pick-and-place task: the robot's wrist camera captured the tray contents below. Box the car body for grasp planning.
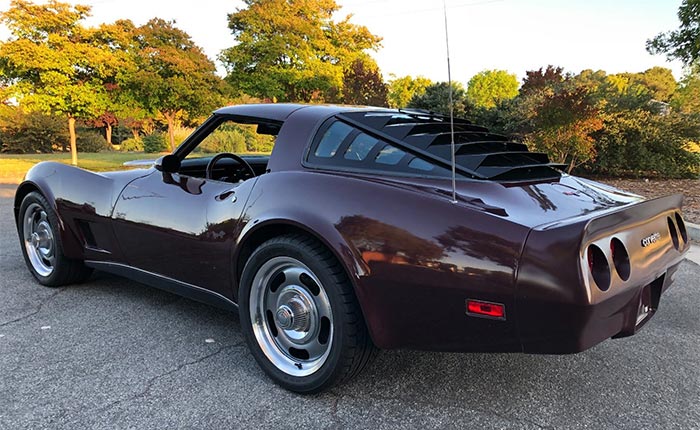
[15,104,690,392]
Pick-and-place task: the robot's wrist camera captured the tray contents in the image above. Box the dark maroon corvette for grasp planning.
[15,104,690,392]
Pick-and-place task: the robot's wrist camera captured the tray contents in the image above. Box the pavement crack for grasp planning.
[96,341,246,412]
[0,289,63,327]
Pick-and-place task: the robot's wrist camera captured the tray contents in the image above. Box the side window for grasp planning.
[315,122,353,158]
[375,145,406,165]
[308,120,450,178]
[344,133,378,161]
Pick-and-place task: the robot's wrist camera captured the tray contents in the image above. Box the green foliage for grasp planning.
[387,75,432,108]
[474,65,697,178]
[197,128,247,154]
[0,108,68,153]
[584,110,700,178]
[142,132,167,153]
[470,98,520,136]
[221,0,382,102]
[77,130,110,152]
[342,57,388,106]
[193,123,274,154]
[647,0,700,66]
[521,87,604,173]
[119,137,144,152]
[408,82,469,117]
[497,66,604,173]
[173,126,195,147]
[671,70,700,114]
[466,70,519,109]
[634,67,677,102]
[127,18,223,150]
[0,0,123,162]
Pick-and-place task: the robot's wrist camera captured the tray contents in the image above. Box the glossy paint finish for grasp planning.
[14,104,689,354]
[111,171,257,297]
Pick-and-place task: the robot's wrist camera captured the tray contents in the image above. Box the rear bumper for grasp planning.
[518,260,682,354]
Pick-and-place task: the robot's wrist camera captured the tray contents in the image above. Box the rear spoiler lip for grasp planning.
[531,194,684,232]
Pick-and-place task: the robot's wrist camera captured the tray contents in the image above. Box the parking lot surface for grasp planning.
[1,183,699,429]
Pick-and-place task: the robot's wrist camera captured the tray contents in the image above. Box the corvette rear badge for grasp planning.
[641,232,661,247]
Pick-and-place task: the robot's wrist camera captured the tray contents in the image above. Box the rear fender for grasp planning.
[516,194,688,353]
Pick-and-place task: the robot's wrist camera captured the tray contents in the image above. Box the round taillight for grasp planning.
[610,238,630,281]
[675,212,688,244]
[667,217,679,250]
[587,244,611,291]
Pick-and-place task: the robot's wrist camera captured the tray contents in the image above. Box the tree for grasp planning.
[341,56,388,106]
[89,19,139,145]
[672,70,700,114]
[221,0,381,102]
[466,69,519,109]
[647,0,700,66]
[128,19,222,150]
[523,86,604,173]
[89,112,118,145]
[0,0,119,164]
[634,67,677,102]
[515,66,604,173]
[520,65,567,95]
[387,75,432,108]
[573,68,676,112]
[407,82,469,117]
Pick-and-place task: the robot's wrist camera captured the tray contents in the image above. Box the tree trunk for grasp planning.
[105,123,113,146]
[165,111,176,151]
[68,116,78,166]
[131,128,139,139]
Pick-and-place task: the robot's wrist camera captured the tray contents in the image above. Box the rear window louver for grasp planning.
[337,111,565,182]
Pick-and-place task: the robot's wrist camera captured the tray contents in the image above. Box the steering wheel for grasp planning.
[205,153,256,181]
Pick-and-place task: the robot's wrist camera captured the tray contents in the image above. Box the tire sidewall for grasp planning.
[18,192,65,286]
[239,238,350,393]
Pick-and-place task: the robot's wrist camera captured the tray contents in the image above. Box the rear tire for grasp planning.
[17,192,92,287]
[239,234,375,393]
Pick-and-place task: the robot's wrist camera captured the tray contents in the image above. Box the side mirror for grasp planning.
[155,155,181,173]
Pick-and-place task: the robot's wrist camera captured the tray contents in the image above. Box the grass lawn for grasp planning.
[0,152,167,183]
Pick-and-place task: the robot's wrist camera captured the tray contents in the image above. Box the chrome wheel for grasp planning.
[249,256,333,377]
[23,203,56,277]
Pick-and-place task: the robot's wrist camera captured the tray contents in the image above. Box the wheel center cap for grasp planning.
[31,232,40,248]
[275,296,311,332]
[275,305,294,330]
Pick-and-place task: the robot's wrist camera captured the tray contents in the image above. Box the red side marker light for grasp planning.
[466,300,505,319]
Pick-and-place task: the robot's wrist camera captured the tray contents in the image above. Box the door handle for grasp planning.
[215,189,237,202]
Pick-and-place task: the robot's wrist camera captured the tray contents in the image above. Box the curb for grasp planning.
[687,221,700,244]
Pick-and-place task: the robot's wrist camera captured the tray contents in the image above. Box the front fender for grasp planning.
[15,162,148,261]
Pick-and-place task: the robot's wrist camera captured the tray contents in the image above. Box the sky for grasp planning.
[0,0,687,84]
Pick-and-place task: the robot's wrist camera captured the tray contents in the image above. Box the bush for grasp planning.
[173,126,195,147]
[120,137,144,152]
[196,127,247,153]
[582,110,700,178]
[0,109,68,153]
[77,130,110,152]
[112,125,133,145]
[142,132,168,153]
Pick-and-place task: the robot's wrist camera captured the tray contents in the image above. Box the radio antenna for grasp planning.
[443,0,457,204]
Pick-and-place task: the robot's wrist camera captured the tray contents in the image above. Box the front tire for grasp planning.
[239,234,375,393]
[17,192,92,287]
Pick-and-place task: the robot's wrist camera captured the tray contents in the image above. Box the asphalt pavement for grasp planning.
[1,183,699,429]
